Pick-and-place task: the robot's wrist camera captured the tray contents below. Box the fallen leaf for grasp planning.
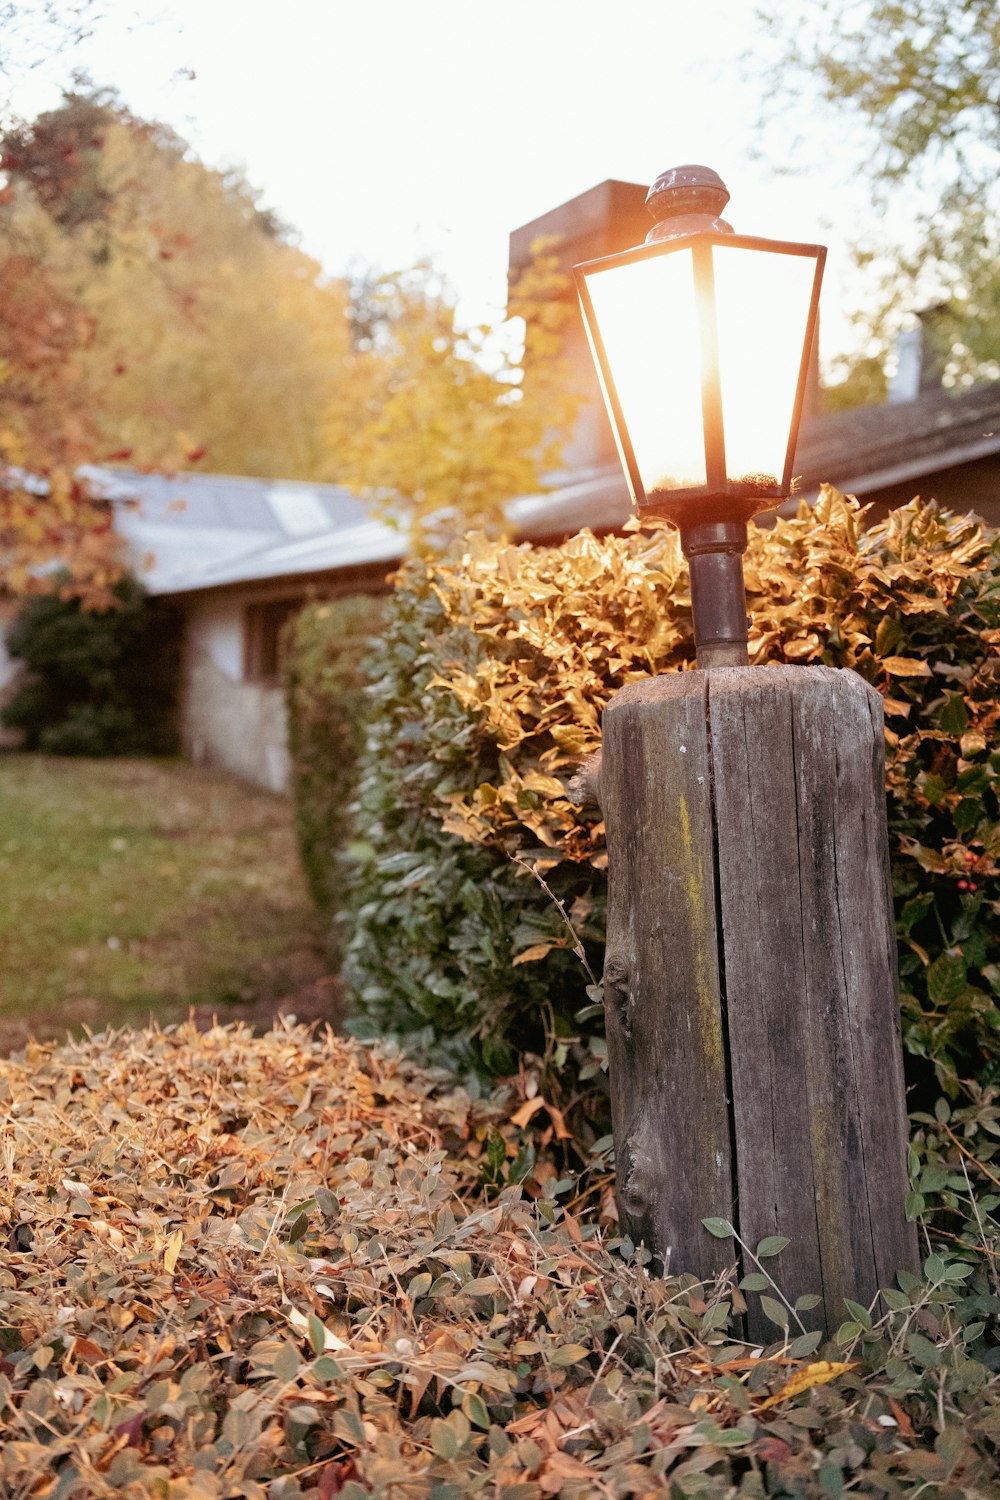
[758,1361,856,1409]
[163,1228,183,1274]
[510,1096,548,1128]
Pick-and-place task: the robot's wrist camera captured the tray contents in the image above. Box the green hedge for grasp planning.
[343,579,582,1076]
[343,491,1000,1113]
[2,574,180,755]
[282,595,384,954]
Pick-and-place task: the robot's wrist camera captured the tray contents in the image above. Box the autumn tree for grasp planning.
[2,86,579,593]
[3,91,354,478]
[0,93,120,602]
[760,0,1000,405]
[323,247,580,549]
[0,89,355,599]
[0,16,132,602]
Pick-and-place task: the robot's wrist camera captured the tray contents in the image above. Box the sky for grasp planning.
[5,0,879,362]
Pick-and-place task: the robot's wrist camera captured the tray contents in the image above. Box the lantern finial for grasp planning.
[645,164,733,243]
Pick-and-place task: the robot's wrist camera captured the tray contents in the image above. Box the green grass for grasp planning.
[0,754,332,1049]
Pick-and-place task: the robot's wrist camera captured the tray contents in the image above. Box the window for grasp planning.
[243,598,303,684]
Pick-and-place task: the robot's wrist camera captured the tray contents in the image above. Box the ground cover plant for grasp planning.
[345,491,1000,1123]
[1,1018,998,1497]
[0,756,332,1052]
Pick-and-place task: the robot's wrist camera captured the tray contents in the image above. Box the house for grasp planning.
[95,469,376,790]
[108,468,637,792]
[17,178,1000,793]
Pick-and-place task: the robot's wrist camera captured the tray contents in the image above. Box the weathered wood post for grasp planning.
[572,161,919,1337]
[600,664,918,1339]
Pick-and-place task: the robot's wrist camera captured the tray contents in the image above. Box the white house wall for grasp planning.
[181,594,290,794]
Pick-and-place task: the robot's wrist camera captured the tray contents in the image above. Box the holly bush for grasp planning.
[344,491,1000,1114]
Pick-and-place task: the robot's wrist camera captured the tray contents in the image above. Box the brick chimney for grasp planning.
[509,180,649,471]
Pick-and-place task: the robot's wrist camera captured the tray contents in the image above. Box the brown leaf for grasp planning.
[889,1398,915,1438]
[71,1336,106,1365]
[318,1459,360,1498]
[754,1436,793,1464]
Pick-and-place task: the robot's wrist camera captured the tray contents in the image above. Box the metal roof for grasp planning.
[83,467,370,593]
[136,476,635,596]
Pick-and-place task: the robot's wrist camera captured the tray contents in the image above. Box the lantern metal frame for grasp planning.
[573,230,826,532]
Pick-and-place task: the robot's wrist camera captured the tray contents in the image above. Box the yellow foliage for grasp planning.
[5,113,354,478]
[411,523,690,857]
[0,93,357,598]
[323,248,583,549]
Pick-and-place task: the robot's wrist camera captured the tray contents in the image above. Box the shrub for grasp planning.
[282,595,384,948]
[343,526,688,1086]
[2,573,180,755]
[345,491,1000,1110]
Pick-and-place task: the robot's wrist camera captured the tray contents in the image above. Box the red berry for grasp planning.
[958,879,968,890]
[969,883,978,892]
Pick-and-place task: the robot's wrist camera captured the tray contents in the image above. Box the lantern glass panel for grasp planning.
[713,243,819,488]
[583,247,706,494]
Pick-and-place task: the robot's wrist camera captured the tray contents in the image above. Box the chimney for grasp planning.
[509,180,649,472]
[887,305,947,403]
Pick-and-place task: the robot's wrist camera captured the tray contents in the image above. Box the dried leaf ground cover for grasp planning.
[2,1021,999,1498]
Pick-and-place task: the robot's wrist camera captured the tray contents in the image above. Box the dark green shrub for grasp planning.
[282,595,384,950]
[2,574,180,755]
[345,492,1000,1110]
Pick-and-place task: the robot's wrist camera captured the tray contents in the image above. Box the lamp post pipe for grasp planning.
[681,518,750,669]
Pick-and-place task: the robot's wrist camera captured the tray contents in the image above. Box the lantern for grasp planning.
[574,165,825,666]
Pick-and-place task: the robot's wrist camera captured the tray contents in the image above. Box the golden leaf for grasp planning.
[880,657,933,677]
[509,1096,548,1128]
[758,1360,856,1409]
[163,1228,183,1275]
[511,942,559,967]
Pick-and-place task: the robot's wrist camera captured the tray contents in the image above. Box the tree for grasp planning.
[2,91,355,478]
[322,246,581,549]
[0,90,355,600]
[0,104,121,604]
[1,88,579,594]
[760,0,1000,403]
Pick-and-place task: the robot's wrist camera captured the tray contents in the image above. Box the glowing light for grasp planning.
[584,249,705,494]
[713,244,817,488]
[577,235,822,509]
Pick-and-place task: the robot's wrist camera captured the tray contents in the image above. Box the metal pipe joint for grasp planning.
[681,519,750,669]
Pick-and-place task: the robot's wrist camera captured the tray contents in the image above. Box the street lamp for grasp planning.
[577,168,915,1333]
[574,165,825,668]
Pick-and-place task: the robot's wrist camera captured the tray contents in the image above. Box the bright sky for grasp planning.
[8,0,878,361]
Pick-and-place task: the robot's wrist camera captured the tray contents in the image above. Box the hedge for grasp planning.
[343,490,1000,1117]
[282,595,384,956]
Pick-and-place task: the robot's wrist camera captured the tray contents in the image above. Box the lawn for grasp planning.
[0,754,336,1052]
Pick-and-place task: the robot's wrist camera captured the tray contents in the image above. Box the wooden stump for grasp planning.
[600,664,918,1340]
